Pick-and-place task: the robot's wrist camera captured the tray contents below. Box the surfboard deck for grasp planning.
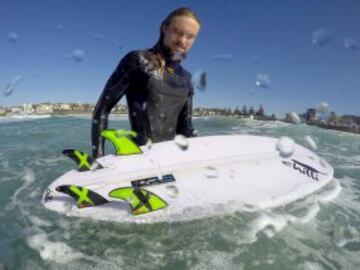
[42,135,334,223]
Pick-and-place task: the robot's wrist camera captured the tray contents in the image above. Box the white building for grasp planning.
[22,103,35,114]
[35,103,54,114]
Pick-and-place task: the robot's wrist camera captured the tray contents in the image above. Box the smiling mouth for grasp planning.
[174,47,185,52]
[173,44,186,51]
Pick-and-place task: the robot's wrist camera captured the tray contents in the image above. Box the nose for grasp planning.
[177,35,187,47]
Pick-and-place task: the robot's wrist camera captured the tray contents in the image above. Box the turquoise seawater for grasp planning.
[0,115,359,270]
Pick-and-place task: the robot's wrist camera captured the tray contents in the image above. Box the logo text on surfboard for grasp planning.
[282,159,325,181]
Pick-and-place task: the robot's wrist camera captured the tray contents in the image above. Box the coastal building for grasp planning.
[328,115,360,134]
[10,106,23,114]
[35,103,54,114]
[23,103,35,114]
[303,108,317,122]
[0,107,7,116]
[58,103,71,110]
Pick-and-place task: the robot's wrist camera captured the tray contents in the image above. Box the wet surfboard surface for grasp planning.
[42,135,334,223]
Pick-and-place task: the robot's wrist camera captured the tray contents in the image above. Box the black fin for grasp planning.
[62,149,94,172]
[56,185,108,208]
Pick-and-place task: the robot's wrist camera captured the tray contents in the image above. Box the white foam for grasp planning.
[298,261,325,270]
[8,168,36,209]
[26,233,84,263]
[190,250,241,270]
[330,176,360,214]
[287,203,321,224]
[24,167,35,183]
[29,216,52,227]
[0,114,51,123]
[315,179,342,203]
[248,212,288,241]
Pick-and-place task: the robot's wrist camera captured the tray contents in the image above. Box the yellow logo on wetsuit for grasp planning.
[167,67,175,74]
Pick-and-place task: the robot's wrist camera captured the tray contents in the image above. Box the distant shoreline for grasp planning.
[1,103,358,136]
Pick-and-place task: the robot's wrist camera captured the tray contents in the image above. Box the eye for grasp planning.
[186,34,195,40]
[173,28,182,35]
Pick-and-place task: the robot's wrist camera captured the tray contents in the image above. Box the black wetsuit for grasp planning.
[91,45,196,158]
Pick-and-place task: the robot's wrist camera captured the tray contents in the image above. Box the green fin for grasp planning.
[56,185,108,208]
[109,187,167,215]
[62,149,93,171]
[100,129,142,156]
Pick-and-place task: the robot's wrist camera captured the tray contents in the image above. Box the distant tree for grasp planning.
[82,103,91,111]
[271,114,277,120]
[234,107,241,116]
[226,107,232,116]
[256,105,265,117]
[242,105,248,116]
[284,113,292,122]
[249,106,255,115]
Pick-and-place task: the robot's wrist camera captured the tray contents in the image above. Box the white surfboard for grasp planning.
[42,134,334,223]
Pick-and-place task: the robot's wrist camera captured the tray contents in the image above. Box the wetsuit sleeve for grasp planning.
[176,83,197,137]
[91,52,138,158]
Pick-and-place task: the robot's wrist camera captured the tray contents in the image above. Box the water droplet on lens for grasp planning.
[205,166,219,178]
[71,49,85,62]
[276,136,295,157]
[212,53,233,61]
[92,33,105,40]
[142,102,147,111]
[316,101,329,113]
[243,203,256,211]
[319,157,327,167]
[8,32,19,42]
[166,185,179,198]
[192,70,207,92]
[56,25,64,32]
[252,54,259,63]
[344,37,360,51]
[263,226,276,238]
[90,161,102,171]
[174,135,189,150]
[255,73,271,88]
[3,75,23,97]
[312,28,332,47]
[127,196,135,204]
[172,51,186,61]
[159,114,167,123]
[332,224,347,247]
[290,112,301,124]
[62,202,72,213]
[304,135,317,151]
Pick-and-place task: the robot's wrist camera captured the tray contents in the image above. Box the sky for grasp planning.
[1,0,360,117]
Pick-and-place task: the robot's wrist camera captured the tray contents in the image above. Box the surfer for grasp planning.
[91,7,201,158]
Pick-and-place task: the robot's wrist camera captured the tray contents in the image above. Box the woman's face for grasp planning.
[162,15,200,55]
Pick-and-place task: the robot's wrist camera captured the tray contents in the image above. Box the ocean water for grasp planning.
[0,115,359,270]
